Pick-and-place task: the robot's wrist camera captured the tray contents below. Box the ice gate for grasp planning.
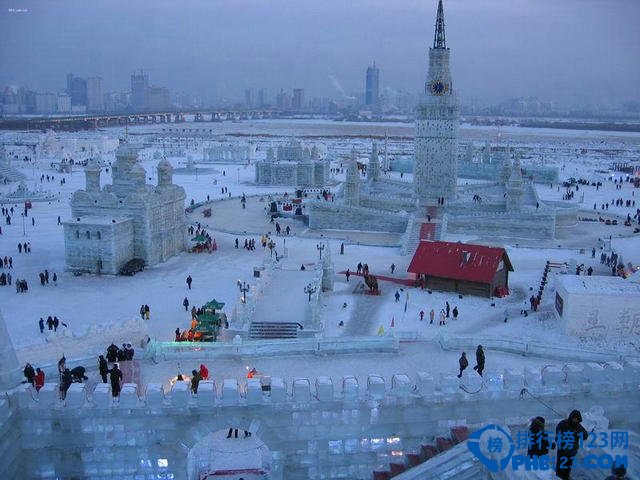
[1,361,639,479]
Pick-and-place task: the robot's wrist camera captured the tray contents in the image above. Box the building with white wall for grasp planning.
[554,274,640,341]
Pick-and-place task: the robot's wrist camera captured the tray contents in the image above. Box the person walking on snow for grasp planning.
[445,301,450,318]
[429,308,435,324]
[419,310,424,321]
[473,345,485,376]
[98,355,109,383]
[452,306,459,320]
[439,309,446,326]
[395,290,400,302]
[186,275,193,289]
[183,297,189,311]
[457,352,468,378]
[109,364,123,397]
[38,317,44,334]
[390,263,395,274]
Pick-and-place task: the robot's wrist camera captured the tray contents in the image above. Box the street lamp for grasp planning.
[317,242,325,260]
[237,280,249,303]
[304,283,317,302]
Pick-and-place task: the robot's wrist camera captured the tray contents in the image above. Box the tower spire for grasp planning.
[433,0,446,49]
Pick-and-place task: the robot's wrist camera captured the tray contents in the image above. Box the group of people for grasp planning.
[236,237,256,250]
[524,409,628,480]
[106,342,135,363]
[415,302,458,326]
[17,241,32,253]
[38,269,57,286]
[273,222,291,236]
[23,362,45,391]
[1,255,13,268]
[139,304,150,320]
[457,345,485,378]
[56,356,89,399]
[98,355,123,397]
[0,271,11,286]
[188,364,209,394]
[39,315,66,333]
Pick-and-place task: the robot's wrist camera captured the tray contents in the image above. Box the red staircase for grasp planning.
[371,425,470,479]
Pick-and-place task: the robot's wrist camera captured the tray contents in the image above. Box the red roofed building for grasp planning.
[407,240,513,297]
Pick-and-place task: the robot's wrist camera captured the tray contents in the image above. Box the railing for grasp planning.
[148,336,400,361]
[437,333,638,363]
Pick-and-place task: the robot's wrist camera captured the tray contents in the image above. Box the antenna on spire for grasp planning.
[433,0,447,49]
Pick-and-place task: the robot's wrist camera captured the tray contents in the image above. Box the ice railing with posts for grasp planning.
[9,359,640,413]
[437,333,640,363]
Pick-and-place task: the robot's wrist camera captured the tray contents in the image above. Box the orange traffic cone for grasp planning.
[390,316,395,328]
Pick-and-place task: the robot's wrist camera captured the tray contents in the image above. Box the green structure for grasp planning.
[194,299,227,342]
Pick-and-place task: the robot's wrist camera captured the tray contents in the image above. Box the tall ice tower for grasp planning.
[414,0,459,204]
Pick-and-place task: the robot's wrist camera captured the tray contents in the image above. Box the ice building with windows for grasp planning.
[63,141,186,274]
[255,138,328,187]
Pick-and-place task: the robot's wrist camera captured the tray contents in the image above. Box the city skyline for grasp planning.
[1,0,639,107]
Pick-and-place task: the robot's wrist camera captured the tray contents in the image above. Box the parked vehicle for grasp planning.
[119,258,145,276]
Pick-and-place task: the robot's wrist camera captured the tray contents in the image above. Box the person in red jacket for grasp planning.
[34,368,45,391]
[199,364,209,380]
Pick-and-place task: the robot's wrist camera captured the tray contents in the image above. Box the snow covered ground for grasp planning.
[1,120,639,389]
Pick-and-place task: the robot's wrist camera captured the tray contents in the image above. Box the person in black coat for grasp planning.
[190,370,201,394]
[527,416,554,458]
[23,363,35,386]
[98,355,109,383]
[106,343,119,363]
[60,368,73,400]
[70,366,88,382]
[109,364,123,397]
[473,345,485,376]
[555,410,589,479]
[457,352,468,378]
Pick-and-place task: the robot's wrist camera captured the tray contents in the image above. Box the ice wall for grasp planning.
[1,361,638,479]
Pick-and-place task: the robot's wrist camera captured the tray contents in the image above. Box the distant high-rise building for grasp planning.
[257,88,267,108]
[66,74,73,96]
[276,89,290,110]
[67,75,87,107]
[57,94,71,113]
[147,87,171,111]
[292,88,304,111]
[131,71,149,111]
[244,88,254,108]
[365,63,379,106]
[35,92,58,114]
[86,77,103,112]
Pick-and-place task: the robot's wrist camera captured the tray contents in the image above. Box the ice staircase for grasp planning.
[0,164,26,182]
[402,206,441,256]
[371,426,475,479]
[248,322,299,339]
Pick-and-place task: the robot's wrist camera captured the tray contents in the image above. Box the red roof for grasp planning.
[407,241,513,284]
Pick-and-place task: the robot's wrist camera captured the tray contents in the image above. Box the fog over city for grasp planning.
[1,0,639,105]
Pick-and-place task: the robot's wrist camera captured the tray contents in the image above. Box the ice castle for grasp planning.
[63,141,186,274]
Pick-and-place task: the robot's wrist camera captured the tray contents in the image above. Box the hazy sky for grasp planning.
[1,0,639,106]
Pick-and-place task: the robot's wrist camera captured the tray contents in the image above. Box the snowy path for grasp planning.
[343,290,380,336]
